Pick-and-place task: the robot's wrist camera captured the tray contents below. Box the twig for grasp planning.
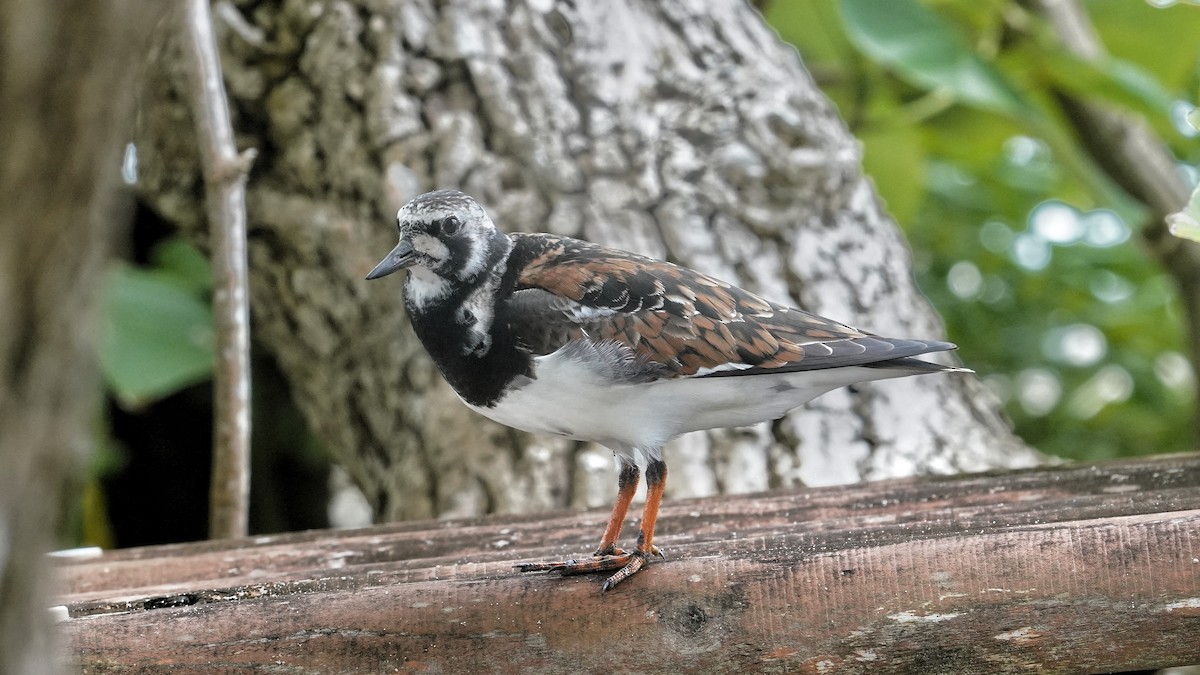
[1032,0,1200,428]
[183,0,255,540]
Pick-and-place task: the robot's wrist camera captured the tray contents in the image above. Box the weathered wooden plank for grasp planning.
[59,454,1200,673]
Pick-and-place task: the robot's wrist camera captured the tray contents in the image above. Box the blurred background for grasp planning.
[77,0,1199,549]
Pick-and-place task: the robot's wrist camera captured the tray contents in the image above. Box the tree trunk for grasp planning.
[0,0,164,671]
[132,0,1042,522]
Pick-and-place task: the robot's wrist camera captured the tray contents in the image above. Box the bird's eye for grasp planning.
[442,216,461,236]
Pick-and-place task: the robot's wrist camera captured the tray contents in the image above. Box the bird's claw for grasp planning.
[514,546,665,591]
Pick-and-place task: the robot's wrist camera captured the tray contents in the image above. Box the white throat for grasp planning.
[404,266,450,310]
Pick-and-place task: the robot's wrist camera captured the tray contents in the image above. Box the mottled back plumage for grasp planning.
[366,189,970,592]
[503,233,956,379]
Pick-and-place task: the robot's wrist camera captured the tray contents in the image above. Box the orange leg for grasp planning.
[601,458,666,591]
[514,457,668,592]
[594,460,639,556]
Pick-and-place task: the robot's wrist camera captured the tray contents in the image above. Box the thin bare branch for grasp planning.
[183,0,255,540]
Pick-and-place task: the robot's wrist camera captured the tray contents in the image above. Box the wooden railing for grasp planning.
[57,453,1200,673]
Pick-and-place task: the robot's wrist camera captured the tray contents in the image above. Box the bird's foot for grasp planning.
[514,546,665,591]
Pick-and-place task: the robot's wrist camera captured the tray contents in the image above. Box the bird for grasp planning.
[366,189,971,592]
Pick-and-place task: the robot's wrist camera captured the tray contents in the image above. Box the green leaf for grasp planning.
[1035,50,1175,123]
[860,123,926,224]
[99,264,215,409]
[150,237,212,296]
[763,0,854,66]
[1089,0,1200,87]
[840,0,1028,115]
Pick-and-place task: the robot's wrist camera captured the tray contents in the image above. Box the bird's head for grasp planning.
[366,190,509,285]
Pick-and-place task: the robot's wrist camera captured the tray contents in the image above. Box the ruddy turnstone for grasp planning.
[367,190,970,591]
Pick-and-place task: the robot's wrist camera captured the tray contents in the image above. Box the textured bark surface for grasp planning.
[58,454,1200,673]
[0,0,164,672]
[133,0,1041,522]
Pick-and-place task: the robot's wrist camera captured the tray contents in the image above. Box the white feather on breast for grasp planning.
[461,341,923,458]
[404,267,450,309]
[463,347,671,459]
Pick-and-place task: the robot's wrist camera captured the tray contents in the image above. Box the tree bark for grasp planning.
[0,0,164,671]
[132,0,1042,522]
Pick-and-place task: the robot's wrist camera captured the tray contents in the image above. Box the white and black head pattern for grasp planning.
[368,190,512,306]
[397,190,499,283]
[367,190,514,359]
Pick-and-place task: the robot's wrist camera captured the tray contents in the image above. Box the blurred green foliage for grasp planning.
[87,234,333,549]
[78,237,215,547]
[764,0,1199,460]
[99,238,215,409]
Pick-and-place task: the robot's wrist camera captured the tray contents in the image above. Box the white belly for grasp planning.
[464,354,670,455]
[461,343,918,455]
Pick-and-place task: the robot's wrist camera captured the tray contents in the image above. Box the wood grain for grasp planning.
[59,454,1200,673]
